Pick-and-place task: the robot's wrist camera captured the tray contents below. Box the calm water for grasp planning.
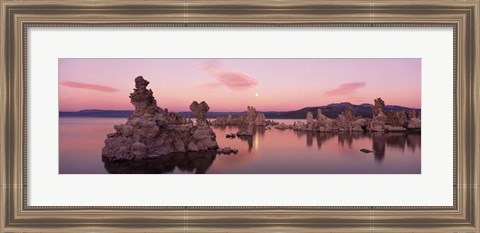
[59,118,421,174]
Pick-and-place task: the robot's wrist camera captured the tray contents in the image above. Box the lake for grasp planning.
[59,117,421,174]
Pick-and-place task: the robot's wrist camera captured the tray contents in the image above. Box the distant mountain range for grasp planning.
[266,102,420,119]
[60,102,420,119]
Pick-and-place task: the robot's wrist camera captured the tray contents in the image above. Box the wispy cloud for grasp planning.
[324,82,366,96]
[199,82,224,89]
[59,80,118,93]
[202,60,258,91]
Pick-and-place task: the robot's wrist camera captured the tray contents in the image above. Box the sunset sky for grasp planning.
[59,58,421,112]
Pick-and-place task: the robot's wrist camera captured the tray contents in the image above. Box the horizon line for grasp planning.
[59,104,422,113]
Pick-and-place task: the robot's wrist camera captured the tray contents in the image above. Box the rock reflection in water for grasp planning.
[237,135,254,152]
[291,130,421,163]
[372,133,386,161]
[60,118,421,174]
[315,133,335,149]
[337,133,364,148]
[104,150,217,174]
[103,130,421,174]
[372,132,421,162]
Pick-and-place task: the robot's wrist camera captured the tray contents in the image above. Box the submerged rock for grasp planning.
[102,76,218,162]
[360,148,373,153]
[217,147,238,154]
[274,123,290,130]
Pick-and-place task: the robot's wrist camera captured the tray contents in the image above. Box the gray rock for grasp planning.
[217,147,238,154]
[306,111,314,124]
[373,97,386,117]
[187,142,199,151]
[236,122,254,136]
[131,142,147,158]
[274,123,290,130]
[336,106,363,132]
[121,125,134,137]
[384,125,407,132]
[246,106,257,122]
[407,117,421,129]
[190,101,210,125]
[211,105,268,126]
[360,149,372,153]
[102,76,219,162]
[255,112,266,126]
[408,109,418,119]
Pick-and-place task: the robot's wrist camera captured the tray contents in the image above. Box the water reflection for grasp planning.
[372,133,386,162]
[316,133,335,149]
[288,129,421,163]
[104,129,421,174]
[59,118,421,174]
[307,132,313,147]
[237,136,254,152]
[338,133,363,148]
[104,151,217,174]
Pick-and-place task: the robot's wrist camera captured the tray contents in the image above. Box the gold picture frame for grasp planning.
[1,0,479,232]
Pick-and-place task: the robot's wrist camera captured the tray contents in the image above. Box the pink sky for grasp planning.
[59,58,421,112]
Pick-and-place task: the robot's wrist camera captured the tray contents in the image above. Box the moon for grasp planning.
[255,93,259,97]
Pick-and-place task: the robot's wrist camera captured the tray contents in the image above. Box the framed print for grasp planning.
[1,0,479,232]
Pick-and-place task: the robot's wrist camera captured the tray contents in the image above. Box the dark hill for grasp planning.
[60,109,133,118]
[265,102,420,119]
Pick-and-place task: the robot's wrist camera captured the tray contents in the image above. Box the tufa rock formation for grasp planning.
[189,101,209,125]
[372,97,386,117]
[407,109,421,129]
[236,122,254,136]
[102,76,218,162]
[255,112,266,126]
[246,106,258,122]
[334,107,363,132]
[234,106,266,136]
[316,109,335,132]
[211,106,267,127]
[282,97,419,133]
[368,98,388,132]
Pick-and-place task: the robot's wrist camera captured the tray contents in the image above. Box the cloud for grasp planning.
[199,82,224,89]
[202,60,258,91]
[324,82,366,96]
[59,80,118,93]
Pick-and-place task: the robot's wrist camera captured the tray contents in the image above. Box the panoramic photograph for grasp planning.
[59,58,421,174]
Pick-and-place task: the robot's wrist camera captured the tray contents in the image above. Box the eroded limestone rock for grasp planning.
[336,107,362,132]
[236,122,254,136]
[190,101,209,125]
[255,112,266,126]
[368,98,387,132]
[211,106,267,126]
[102,76,218,162]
